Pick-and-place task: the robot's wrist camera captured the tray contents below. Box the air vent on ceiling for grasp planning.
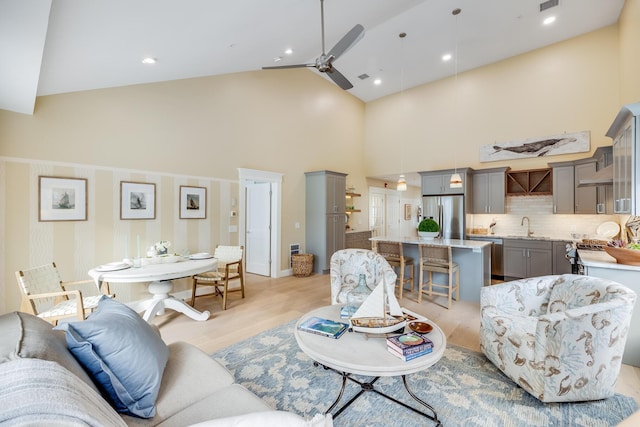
[540,0,559,12]
[358,73,370,80]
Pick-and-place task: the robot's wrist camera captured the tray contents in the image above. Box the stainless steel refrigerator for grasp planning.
[422,195,465,239]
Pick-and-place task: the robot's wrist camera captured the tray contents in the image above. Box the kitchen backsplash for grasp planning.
[468,195,625,241]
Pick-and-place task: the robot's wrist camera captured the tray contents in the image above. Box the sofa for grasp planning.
[480,274,636,403]
[0,305,330,426]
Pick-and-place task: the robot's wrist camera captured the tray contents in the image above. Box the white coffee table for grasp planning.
[294,305,446,425]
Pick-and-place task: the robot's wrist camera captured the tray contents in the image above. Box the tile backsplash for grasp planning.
[468,195,626,240]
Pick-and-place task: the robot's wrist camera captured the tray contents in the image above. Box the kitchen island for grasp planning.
[371,236,492,302]
[579,249,640,367]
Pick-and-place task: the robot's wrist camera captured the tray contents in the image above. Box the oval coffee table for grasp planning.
[294,305,446,426]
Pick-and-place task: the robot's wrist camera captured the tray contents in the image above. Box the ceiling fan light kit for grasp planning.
[261,0,364,90]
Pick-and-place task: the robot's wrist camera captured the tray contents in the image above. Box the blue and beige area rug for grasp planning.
[212,320,637,426]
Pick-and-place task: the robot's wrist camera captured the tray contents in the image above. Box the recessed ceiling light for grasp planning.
[442,53,452,62]
[543,16,556,25]
[373,79,382,85]
[273,56,283,62]
[284,48,293,55]
[141,57,157,65]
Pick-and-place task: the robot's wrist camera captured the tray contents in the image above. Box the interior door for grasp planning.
[385,193,401,237]
[245,182,271,276]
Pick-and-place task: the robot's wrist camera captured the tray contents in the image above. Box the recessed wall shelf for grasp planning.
[506,168,552,196]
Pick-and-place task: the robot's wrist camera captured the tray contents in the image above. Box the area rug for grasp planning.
[211,320,637,427]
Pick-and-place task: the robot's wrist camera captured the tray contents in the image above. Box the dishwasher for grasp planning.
[467,236,503,279]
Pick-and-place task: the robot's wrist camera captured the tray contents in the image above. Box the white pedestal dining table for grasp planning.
[89,258,217,322]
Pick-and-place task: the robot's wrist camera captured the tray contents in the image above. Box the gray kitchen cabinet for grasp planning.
[551,164,574,214]
[594,146,613,214]
[552,240,572,275]
[420,169,469,195]
[574,160,597,214]
[607,102,640,215]
[305,170,347,274]
[471,168,507,214]
[503,239,552,279]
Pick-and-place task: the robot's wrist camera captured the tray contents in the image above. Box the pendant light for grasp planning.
[397,32,408,192]
[449,8,463,189]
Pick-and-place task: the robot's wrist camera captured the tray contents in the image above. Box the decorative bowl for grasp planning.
[408,321,433,334]
[603,246,640,266]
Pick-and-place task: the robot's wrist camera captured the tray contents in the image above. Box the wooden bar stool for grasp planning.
[373,240,414,300]
[418,243,459,309]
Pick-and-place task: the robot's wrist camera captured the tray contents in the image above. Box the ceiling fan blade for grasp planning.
[325,67,353,90]
[262,64,314,70]
[327,24,365,60]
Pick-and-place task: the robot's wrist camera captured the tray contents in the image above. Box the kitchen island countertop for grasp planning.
[370,236,491,251]
[578,249,640,272]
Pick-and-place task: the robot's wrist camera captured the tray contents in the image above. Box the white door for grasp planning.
[369,190,385,237]
[246,182,271,276]
[386,193,401,237]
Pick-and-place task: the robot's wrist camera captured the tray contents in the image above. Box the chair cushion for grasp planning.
[547,274,609,312]
[54,296,169,418]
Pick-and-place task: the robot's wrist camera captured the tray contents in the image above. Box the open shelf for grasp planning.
[506,168,552,196]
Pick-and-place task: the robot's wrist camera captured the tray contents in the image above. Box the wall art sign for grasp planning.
[120,181,156,220]
[479,130,590,163]
[39,176,88,221]
[180,185,207,219]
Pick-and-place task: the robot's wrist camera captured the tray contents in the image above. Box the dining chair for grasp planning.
[373,240,414,301]
[190,245,245,310]
[15,262,108,325]
[418,244,459,309]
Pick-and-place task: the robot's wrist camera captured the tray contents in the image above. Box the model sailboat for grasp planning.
[349,277,407,333]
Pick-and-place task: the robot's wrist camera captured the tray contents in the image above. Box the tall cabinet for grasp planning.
[305,171,347,274]
[607,102,640,215]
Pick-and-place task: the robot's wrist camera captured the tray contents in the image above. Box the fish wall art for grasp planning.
[479,130,590,162]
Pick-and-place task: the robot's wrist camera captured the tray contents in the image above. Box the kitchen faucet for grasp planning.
[521,216,533,237]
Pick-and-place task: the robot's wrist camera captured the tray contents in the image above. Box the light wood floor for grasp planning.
[153,272,640,406]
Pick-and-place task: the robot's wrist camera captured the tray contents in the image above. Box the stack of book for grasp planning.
[387,332,433,361]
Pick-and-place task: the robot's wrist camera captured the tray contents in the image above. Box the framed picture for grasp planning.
[180,186,207,219]
[404,204,412,221]
[39,176,87,221]
[120,181,156,220]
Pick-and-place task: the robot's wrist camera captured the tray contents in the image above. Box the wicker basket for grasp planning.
[292,253,314,277]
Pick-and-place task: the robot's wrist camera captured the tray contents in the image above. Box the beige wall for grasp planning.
[1,5,639,315]
[364,25,622,178]
[0,70,365,313]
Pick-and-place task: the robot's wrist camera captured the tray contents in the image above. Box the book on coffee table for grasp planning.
[297,316,349,339]
[387,345,433,361]
[387,332,434,356]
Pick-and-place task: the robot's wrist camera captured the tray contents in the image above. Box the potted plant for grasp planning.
[418,218,440,239]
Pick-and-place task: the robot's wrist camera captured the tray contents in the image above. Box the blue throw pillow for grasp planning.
[54,296,169,418]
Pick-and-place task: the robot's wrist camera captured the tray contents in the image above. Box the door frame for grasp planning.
[238,168,283,278]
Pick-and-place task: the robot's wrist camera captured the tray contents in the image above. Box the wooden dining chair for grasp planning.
[373,240,414,301]
[418,244,459,309]
[191,245,245,310]
[15,262,108,325]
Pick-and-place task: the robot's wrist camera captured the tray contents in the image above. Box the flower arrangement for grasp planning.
[149,240,171,256]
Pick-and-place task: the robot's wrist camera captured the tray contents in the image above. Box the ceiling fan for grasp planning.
[262,0,365,90]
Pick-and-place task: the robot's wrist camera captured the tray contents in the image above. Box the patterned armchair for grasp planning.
[480,274,636,403]
[329,249,397,305]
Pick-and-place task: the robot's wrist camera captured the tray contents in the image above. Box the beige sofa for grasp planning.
[0,311,320,426]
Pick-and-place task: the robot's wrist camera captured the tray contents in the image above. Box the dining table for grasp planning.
[89,257,217,322]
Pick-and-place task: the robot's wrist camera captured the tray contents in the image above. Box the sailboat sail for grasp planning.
[350,278,406,332]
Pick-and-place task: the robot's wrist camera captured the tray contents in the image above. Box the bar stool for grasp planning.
[418,243,459,309]
[373,240,414,300]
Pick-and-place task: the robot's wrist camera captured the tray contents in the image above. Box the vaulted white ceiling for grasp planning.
[0,0,625,115]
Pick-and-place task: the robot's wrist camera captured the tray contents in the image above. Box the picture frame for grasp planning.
[120,181,156,220]
[39,176,88,222]
[404,204,412,221]
[180,185,207,219]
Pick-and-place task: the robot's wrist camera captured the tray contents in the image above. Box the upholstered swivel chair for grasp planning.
[329,249,397,305]
[480,274,636,403]
[15,262,107,325]
[191,245,245,310]
[418,243,459,309]
[373,240,414,301]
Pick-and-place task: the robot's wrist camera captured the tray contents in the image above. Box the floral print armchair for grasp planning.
[330,249,397,305]
[480,274,636,403]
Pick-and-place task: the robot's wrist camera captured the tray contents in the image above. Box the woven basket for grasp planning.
[292,253,314,277]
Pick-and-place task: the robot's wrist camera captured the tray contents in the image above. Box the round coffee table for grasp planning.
[294,305,446,426]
